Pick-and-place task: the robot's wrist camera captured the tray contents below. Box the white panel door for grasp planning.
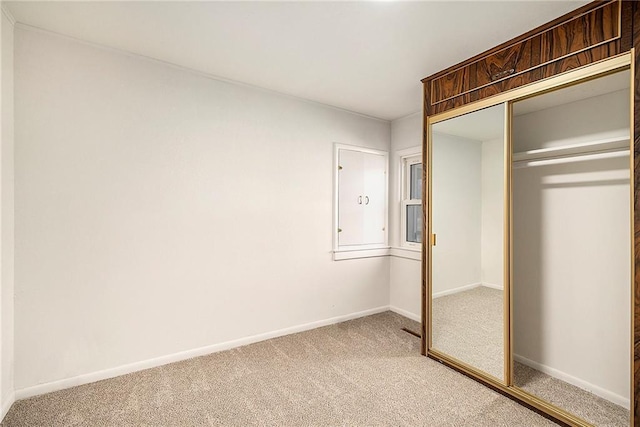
[338,149,364,246]
[362,152,386,245]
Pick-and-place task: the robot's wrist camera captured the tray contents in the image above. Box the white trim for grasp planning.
[14,306,391,401]
[400,200,422,249]
[332,246,420,261]
[334,143,388,157]
[0,7,15,420]
[514,354,630,410]
[389,246,421,261]
[396,145,422,158]
[482,282,503,291]
[389,306,421,323]
[1,6,16,26]
[399,147,422,249]
[13,23,389,123]
[401,154,422,200]
[1,392,15,422]
[333,247,390,260]
[335,243,389,252]
[433,282,482,299]
[432,283,501,299]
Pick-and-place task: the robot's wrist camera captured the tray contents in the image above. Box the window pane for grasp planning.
[406,204,423,243]
[410,163,423,200]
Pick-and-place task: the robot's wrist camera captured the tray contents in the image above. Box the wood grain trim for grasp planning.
[429,41,620,116]
[421,81,429,356]
[421,0,616,83]
[622,0,634,53]
[431,41,619,107]
[632,3,640,426]
[430,1,621,106]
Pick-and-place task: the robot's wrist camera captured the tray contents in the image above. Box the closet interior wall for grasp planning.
[512,83,631,407]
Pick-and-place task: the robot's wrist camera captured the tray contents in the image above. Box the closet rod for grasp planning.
[513,137,629,161]
[512,148,629,169]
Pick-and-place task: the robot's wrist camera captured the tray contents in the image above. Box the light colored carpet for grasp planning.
[432,286,504,380]
[514,362,628,427]
[432,286,629,426]
[1,312,557,427]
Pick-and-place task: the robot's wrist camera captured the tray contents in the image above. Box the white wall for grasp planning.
[1,9,14,420]
[389,256,420,320]
[389,113,421,320]
[514,89,629,151]
[513,89,630,406]
[13,27,391,392]
[389,113,421,249]
[388,114,503,320]
[480,138,504,289]
[431,132,481,295]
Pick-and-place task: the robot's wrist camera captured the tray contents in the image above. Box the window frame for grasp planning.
[400,150,423,250]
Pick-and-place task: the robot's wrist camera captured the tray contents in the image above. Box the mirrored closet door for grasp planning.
[425,58,633,427]
[511,69,631,427]
[429,103,507,383]
[420,1,639,424]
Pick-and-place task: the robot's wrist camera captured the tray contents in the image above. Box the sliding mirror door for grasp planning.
[511,69,631,426]
[429,103,507,382]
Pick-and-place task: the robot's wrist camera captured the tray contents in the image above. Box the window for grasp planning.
[401,154,423,248]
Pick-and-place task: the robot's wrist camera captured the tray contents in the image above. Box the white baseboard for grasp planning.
[14,305,390,401]
[514,354,629,409]
[1,391,15,422]
[389,306,421,322]
[482,282,503,291]
[433,282,482,299]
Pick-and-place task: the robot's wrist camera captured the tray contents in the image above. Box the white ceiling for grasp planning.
[4,1,590,121]
[433,103,505,142]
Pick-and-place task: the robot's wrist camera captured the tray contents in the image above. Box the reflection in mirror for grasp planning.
[430,103,505,381]
[512,70,631,426]
[406,205,422,244]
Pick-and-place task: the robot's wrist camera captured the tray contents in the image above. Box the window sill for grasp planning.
[332,246,422,261]
[390,246,422,261]
[333,247,390,261]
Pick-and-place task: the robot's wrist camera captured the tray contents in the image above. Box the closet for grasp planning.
[420,1,640,426]
[512,71,630,426]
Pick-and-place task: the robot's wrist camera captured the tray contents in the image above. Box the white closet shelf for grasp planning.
[512,136,630,163]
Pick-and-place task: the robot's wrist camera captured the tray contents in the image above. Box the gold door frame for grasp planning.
[422,51,634,427]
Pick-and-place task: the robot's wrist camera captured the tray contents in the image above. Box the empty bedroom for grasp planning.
[0,1,639,426]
